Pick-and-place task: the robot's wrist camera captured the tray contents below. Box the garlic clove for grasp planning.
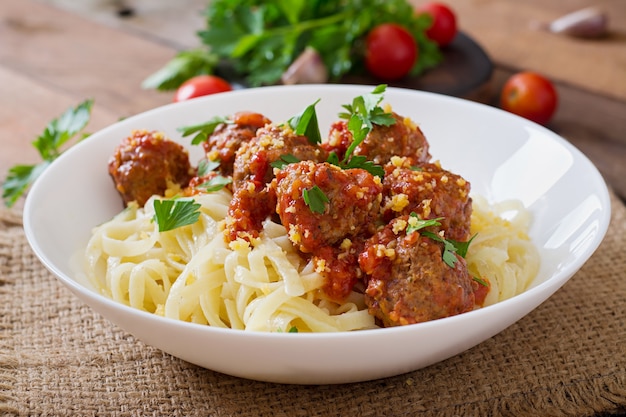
[281,47,329,85]
[548,7,608,38]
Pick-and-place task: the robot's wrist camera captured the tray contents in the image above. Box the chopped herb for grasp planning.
[405,213,444,235]
[472,276,489,287]
[152,198,202,232]
[270,154,301,170]
[277,326,299,333]
[196,175,232,192]
[302,185,328,214]
[326,85,394,178]
[288,99,321,145]
[2,99,94,207]
[406,212,475,268]
[178,115,231,145]
[197,159,221,177]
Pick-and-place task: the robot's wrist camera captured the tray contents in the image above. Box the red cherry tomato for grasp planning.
[417,2,458,47]
[365,23,418,81]
[174,75,232,102]
[500,71,558,125]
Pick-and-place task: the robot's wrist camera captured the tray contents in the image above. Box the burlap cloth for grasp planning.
[1,192,624,417]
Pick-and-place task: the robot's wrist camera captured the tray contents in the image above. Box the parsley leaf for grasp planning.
[406,213,444,235]
[178,115,231,145]
[2,99,94,207]
[195,159,232,192]
[472,276,489,287]
[197,159,221,177]
[270,154,300,170]
[326,85,393,177]
[302,185,328,214]
[152,198,202,232]
[405,212,475,269]
[288,99,321,145]
[196,175,232,193]
[141,49,219,91]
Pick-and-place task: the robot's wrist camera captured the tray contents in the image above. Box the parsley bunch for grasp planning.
[142,0,441,90]
[2,99,94,208]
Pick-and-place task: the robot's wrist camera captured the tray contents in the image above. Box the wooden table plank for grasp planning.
[0,0,173,117]
[443,0,626,101]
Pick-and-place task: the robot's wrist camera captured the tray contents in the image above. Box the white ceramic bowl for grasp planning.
[23,85,611,384]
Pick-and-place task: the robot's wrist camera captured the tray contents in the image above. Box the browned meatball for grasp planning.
[273,161,384,302]
[225,181,277,243]
[232,123,325,192]
[323,112,431,166]
[274,161,383,253]
[359,215,475,327]
[108,130,194,207]
[381,158,472,242]
[204,111,271,176]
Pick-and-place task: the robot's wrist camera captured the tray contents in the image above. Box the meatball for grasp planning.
[381,158,472,242]
[108,130,194,207]
[232,123,325,192]
[359,215,475,327]
[274,161,383,253]
[225,181,277,243]
[204,111,271,176]
[323,112,431,166]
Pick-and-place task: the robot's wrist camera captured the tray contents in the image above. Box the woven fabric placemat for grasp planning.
[1,192,625,417]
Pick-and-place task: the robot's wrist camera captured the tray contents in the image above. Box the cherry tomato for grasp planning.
[500,71,558,125]
[174,75,232,102]
[417,2,458,47]
[365,23,418,81]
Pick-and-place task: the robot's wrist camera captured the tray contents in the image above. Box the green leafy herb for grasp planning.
[178,115,231,145]
[288,99,321,145]
[141,49,219,91]
[142,0,442,90]
[421,231,461,268]
[406,212,476,268]
[302,185,328,214]
[277,326,299,333]
[152,198,202,232]
[2,99,94,207]
[195,159,232,192]
[472,276,489,287]
[326,85,394,177]
[406,214,445,235]
[270,154,301,170]
[196,175,232,192]
[197,159,221,177]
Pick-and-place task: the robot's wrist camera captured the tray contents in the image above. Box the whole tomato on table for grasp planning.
[500,72,558,125]
[174,75,232,102]
[365,23,418,81]
[416,2,458,47]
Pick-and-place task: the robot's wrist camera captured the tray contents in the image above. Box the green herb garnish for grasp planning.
[2,99,94,207]
[288,99,321,145]
[326,84,395,177]
[270,154,301,170]
[406,212,476,268]
[178,115,231,145]
[472,276,489,287]
[152,198,202,232]
[197,159,221,177]
[302,185,328,214]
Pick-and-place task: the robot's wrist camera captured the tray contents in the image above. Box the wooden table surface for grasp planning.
[1,0,625,206]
